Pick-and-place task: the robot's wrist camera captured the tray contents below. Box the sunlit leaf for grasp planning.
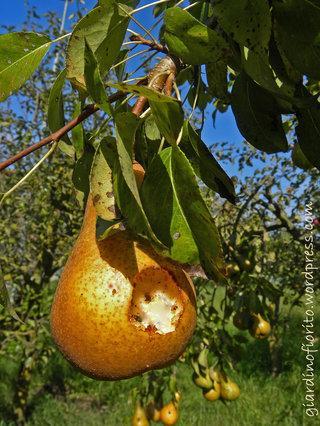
[213,0,271,56]
[90,137,117,221]
[107,82,179,103]
[164,8,230,65]
[0,32,51,101]
[141,148,199,264]
[149,100,184,146]
[66,1,131,91]
[84,40,112,115]
[47,68,74,157]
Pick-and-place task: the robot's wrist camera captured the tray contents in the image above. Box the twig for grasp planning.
[0,91,125,172]
[0,142,58,207]
[110,48,151,71]
[119,3,157,44]
[129,34,168,54]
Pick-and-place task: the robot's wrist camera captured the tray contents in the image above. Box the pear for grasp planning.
[50,196,196,380]
[220,378,240,401]
[249,313,271,339]
[132,403,149,426]
[159,401,179,425]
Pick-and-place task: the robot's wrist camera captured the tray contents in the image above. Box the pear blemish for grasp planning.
[130,267,184,335]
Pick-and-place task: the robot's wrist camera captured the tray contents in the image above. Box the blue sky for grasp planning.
[0,0,244,176]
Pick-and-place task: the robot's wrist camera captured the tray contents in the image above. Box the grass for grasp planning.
[0,302,319,425]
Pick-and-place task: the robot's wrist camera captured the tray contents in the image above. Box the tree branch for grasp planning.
[129,34,168,54]
[0,91,125,172]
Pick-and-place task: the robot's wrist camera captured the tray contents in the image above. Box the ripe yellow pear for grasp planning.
[160,401,179,425]
[249,313,271,339]
[132,403,149,426]
[50,194,196,380]
[220,378,240,401]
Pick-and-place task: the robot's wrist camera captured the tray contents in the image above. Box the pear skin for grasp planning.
[50,197,196,380]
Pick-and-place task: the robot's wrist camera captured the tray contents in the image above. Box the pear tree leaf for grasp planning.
[113,113,163,245]
[114,49,129,81]
[149,99,184,146]
[134,115,162,169]
[96,218,123,240]
[72,145,95,207]
[116,112,141,159]
[291,142,314,170]
[142,146,225,280]
[0,32,51,101]
[71,101,85,158]
[66,1,131,91]
[47,68,74,157]
[84,40,112,115]
[240,46,297,105]
[107,82,179,103]
[90,137,117,221]
[145,114,161,141]
[205,61,228,100]
[180,122,236,204]
[296,105,320,171]
[141,148,199,264]
[169,147,225,281]
[213,0,271,56]
[164,7,230,65]
[231,72,288,153]
[273,0,320,80]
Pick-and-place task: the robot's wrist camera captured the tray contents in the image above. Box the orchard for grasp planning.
[0,1,319,425]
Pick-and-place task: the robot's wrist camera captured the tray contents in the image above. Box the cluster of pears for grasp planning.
[225,257,253,278]
[132,393,180,426]
[50,163,197,380]
[192,349,240,402]
[233,310,271,339]
[193,366,240,402]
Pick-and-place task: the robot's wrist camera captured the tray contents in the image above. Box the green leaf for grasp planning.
[240,47,296,103]
[113,113,162,244]
[274,0,320,80]
[205,61,228,100]
[0,32,51,101]
[291,142,314,171]
[96,217,123,240]
[149,99,184,146]
[231,72,288,153]
[142,146,225,280]
[90,137,117,220]
[71,101,85,158]
[116,112,141,159]
[47,69,74,157]
[164,8,230,65]
[72,145,95,207]
[213,0,271,56]
[296,105,320,170]
[66,1,131,91]
[84,40,112,115]
[141,148,199,264]
[180,122,236,204]
[134,115,162,168]
[107,82,179,103]
[171,147,225,280]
